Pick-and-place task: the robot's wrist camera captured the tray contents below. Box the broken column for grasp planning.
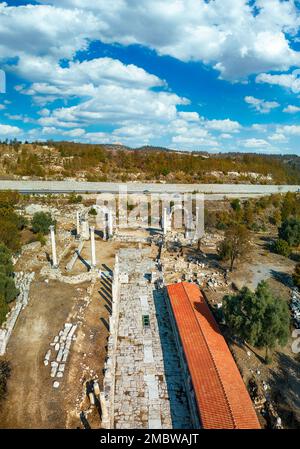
[50,225,58,268]
[90,226,96,268]
[76,211,81,239]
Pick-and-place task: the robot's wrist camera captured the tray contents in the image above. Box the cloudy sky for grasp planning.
[1,0,300,154]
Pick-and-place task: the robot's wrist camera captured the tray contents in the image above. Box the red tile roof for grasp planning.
[166,282,260,429]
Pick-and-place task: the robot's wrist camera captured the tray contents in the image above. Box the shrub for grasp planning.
[279,218,300,247]
[31,212,54,235]
[68,193,83,204]
[88,208,97,216]
[0,295,9,326]
[0,218,21,252]
[272,239,291,257]
[230,199,241,212]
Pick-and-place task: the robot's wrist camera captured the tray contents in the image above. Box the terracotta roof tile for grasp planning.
[166,282,260,429]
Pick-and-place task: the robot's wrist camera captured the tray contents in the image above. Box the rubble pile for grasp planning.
[44,322,77,388]
[163,253,226,289]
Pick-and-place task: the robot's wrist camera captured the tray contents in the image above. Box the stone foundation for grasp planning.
[0,272,35,356]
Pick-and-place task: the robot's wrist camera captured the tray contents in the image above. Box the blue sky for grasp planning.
[1,1,300,154]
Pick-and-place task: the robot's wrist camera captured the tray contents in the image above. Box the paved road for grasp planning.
[0,180,299,197]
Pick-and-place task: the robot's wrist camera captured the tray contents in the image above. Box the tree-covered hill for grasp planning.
[0,140,299,184]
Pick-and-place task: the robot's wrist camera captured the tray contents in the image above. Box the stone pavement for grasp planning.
[112,248,191,429]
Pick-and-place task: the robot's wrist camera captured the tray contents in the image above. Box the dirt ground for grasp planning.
[0,239,120,429]
[0,278,91,428]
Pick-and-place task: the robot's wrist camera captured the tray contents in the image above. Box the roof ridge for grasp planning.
[181,282,237,428]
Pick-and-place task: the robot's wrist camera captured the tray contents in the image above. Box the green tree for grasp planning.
[230,199,241,212]
[0,191,20,209]
[293,263,300,289]
[68,193,83,204]
[281,192,300,221]
[16,214,28,230]
[31,212,55,235]
[223,281,290,363]
[88,208,97,216]
[0,218,20,252]
[279,218,300,247]
[270,209,281,227]
[272,239,291,257]
[217,224,251,271]
[0,295,9,326]
[243,201,255,228]
[0,244,19,304]
[0,244,14,276]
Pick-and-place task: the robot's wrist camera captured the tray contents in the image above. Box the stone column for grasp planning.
[103,215,108,241]
[90,226,96,268]
[82,219,89,240]
[163,207,168,235]
[50,225,58,268]
[108,210,113,237]
[76,211,81,239]
[195,206,202,240]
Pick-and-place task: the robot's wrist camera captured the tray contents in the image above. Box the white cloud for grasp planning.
[63,128,86,138]
[4,113,33,123]
[84,132,111,144]
[205,118,241,133]
[0,124,21,136]
[13,57,164,99]
[277,125,300,136]
[256,69,300,93]
[38,108,51,117]
[268,133,288,142]
[1,1,300,81]
[242,138,271,148]
[0,104,5,110]
[177,111,200,122]
[220,133,233,139]
[0,3,99,62]
[245,96,280,113]
[283,104,300,113]
[11,55,188,135]
[251,124,268,132]
[37,86,188,128]
[172,135,219,148]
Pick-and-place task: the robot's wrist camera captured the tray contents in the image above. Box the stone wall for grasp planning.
[112,234,151,244]
[40,265,98,284]
[0,272,35,356]
[101,254,120,429]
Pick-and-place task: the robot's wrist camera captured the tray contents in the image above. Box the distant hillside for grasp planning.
[0,140,299,184]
